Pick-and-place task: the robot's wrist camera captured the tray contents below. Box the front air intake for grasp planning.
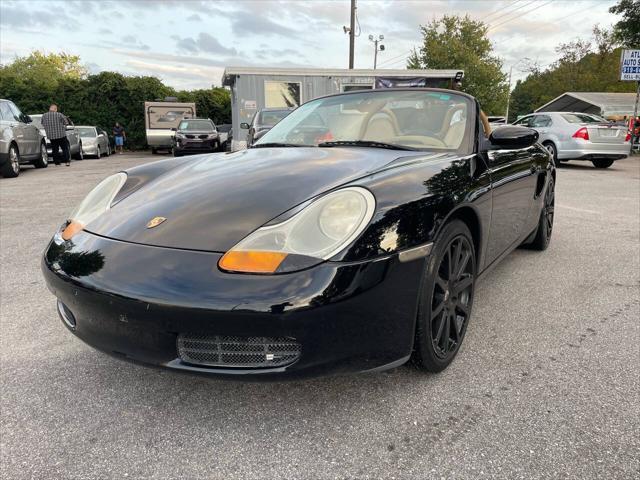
[177,334,301,368]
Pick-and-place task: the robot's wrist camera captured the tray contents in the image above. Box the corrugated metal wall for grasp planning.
[230,74,376,149]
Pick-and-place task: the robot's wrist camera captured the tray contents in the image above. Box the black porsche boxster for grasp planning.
[42,89,555,379]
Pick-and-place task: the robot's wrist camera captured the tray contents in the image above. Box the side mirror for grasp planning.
[488,126,538,150]
[23,115,32,123]
[240,122,250,129]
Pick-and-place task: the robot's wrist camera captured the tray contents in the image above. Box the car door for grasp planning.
[530,114,553,143]
[66,119,79,152]
[7,101,38,156]
[484,144,540,265]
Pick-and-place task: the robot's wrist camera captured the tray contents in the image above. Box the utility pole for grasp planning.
[349,0,356,69]
[504,65,513,123]
[369,34,385,69]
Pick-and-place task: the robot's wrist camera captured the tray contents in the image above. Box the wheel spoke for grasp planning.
[439,314,450,351]
[435,275,447,292]
[454,250,470,280]
[434,311,447,345]
[446,246,453,280]
[450,313,460,342]
[452,240,462,278]
[432,300,445,318]
[455,302,470,317]
[454,274,473,294]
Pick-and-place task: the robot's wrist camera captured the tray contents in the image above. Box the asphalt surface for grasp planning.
[1,152,639,479]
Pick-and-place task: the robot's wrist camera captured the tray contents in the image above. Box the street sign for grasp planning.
[620,49,640,81]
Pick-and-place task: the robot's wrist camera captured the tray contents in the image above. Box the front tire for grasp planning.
[74,142,83,160]
[411,220,476,373]
[1,144,21,178]
[33,142,49,169]
[528,177,555,250]
[96,146,101,159]
[592,158,614,169]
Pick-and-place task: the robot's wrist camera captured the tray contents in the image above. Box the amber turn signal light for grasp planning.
[61,221,84,240]
[219,251,287,273]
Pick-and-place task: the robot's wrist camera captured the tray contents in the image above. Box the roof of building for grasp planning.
[222,67,463,86]
[535,92,638,116]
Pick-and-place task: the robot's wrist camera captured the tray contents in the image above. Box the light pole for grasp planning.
[368,34,385,69]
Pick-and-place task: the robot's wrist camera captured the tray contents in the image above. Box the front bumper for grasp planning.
[174,139,219,153]
[81,143,99,155]
[42,231,424,379]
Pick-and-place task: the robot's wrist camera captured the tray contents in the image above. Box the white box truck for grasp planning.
[144,101,196,153]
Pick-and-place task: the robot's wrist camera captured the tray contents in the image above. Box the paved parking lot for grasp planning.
[1,153,639,479]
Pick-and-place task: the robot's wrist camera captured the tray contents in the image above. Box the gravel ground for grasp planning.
[1,153,639,480]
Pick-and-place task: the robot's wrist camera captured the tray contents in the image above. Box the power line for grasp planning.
[486,0,537,27]
[479,0,523,22]
[488,0,555,32]
[377,49,413,68]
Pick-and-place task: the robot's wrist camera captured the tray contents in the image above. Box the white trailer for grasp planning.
[144,101,196,153]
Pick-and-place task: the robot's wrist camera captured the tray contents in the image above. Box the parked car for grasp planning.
[216,123,232,151]
[77,126,111,158]
[43,88,555,379]
[171,118,220,157]
[30,114,84,160]
[0,99,48,178]
[512,112,629,168]
[242,108,293,146]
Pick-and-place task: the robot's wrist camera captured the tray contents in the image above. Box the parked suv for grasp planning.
[0,99,48,178]
[30,114,84,160]
[171,118,219,157]
[512,112,629,168]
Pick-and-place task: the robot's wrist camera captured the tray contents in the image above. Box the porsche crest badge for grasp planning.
[146,216,167,229]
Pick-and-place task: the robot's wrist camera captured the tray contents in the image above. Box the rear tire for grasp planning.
[592,158,614,169]
[528,177,555,251]
[73,142,83,160]
[172,147,181,157]
[96,147,101,159]
[1,144,20,178]
[33,142,49,169]
[542,141,560,167]
[411,220,476,373]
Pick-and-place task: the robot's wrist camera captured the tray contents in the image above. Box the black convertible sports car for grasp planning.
[42,89,555,379]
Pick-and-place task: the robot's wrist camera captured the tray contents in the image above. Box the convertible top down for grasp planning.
[43,88,555,379]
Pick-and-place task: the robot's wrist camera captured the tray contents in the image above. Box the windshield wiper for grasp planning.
[251,142,308,148]
[318,140,418,151]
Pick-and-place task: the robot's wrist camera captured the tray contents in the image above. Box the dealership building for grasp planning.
[221,67,464,150]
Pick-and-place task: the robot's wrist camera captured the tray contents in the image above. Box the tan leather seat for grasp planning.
[363,111,399,142]
[444,121,466,148]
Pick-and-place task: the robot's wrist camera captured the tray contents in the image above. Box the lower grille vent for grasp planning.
[177,334,301,368]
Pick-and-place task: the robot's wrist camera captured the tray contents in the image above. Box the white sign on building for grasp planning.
[620,49,640,81]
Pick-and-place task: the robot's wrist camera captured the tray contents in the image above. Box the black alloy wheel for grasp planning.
[529,177,555,250]
[412,220,476,372]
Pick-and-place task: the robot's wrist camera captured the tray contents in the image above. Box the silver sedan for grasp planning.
[512,112,629,168]
[77,126,111,158]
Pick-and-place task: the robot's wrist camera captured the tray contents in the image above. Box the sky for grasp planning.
[0,0,623,90]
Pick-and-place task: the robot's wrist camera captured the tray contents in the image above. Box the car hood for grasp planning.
[86,147,432,252]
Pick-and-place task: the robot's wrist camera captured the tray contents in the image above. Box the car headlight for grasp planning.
[61,173,127,240]
[219,187,375,274]
[175,132,186,139]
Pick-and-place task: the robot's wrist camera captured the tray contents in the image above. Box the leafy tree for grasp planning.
[0,51,231,149]
[407,15,509,115]
[609,0,640,47]
[508,27,636,121]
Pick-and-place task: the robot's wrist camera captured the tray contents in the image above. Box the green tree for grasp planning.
[0,51,231,149]
[407,15,508,115]
[609,0,640,47]
[508,27,636,121]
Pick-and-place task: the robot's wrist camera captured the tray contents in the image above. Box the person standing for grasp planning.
[41,104,70,166]
[113,123,126,154]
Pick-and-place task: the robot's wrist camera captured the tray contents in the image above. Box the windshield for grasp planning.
[255,90,471,151]
[178,119,215,131]
[257,110,291,127]
[562,113,607,124]
[77,127,96,138]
